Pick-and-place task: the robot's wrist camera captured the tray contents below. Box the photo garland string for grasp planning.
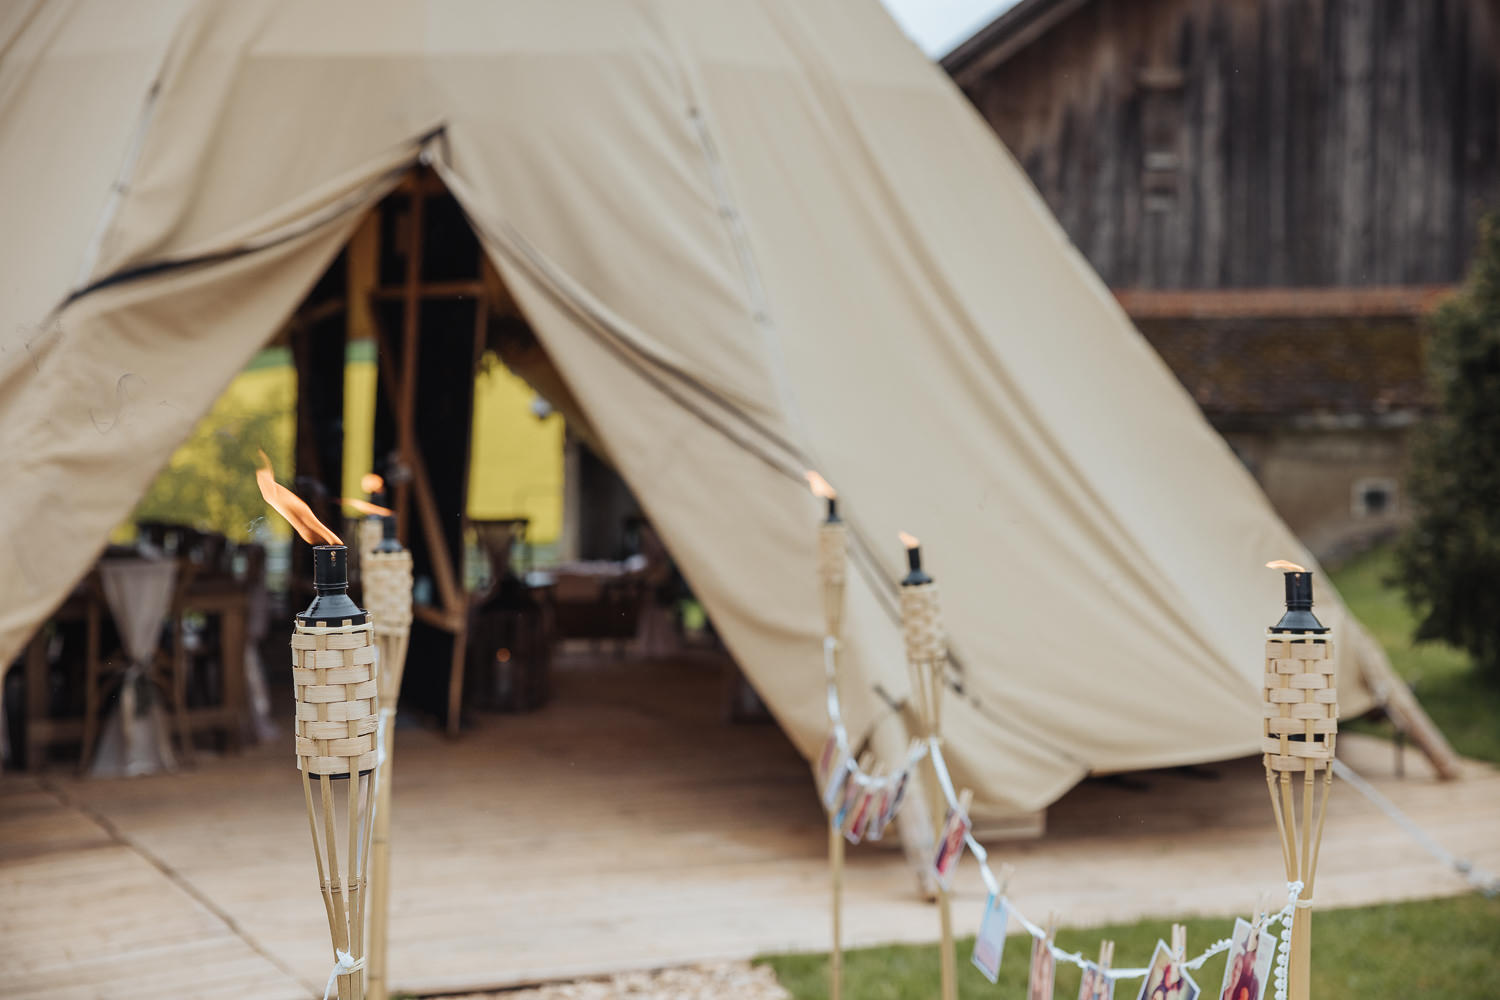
[820,637,930,843]
[819,634,1304,1000]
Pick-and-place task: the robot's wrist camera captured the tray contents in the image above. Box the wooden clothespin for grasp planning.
[1171,924,1187,964]
[996,862,1016,895]
[1085,939,1114,999]
[955,787,973,818]
[1045,913,1058,947]
[1251,888,1273,932]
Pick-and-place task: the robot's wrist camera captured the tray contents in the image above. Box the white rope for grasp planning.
[818,637,1314,989]
[1331,758,1500,895]
[1001,882,1303,986]
[927,737,960,810]
[322,949,365,1000]
[964,832,1000,897]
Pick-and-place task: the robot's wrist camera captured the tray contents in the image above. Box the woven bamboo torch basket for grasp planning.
[293,546,379,1000]
[1263,564,1337,1000]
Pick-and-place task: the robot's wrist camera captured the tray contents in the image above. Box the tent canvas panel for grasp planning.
[0,0,1393,815]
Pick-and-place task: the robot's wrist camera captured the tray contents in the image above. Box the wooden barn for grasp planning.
[943,0,1500,560]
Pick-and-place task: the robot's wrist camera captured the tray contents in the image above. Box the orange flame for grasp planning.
[1265,559,1307,572]
[361,473,384,495]
[340,498,394,517]
[255,450,342,546]
[805,470,837,500]
[898,531,919,549]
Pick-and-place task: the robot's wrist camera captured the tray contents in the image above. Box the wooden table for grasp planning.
[177,577,250,752]
[14,574,249,770]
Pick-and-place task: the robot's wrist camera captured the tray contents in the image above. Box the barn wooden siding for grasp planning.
[948,0,1500,289]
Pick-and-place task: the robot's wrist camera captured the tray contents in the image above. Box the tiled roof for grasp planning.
[1116,286,1455,321]
[1133,315,1431,423]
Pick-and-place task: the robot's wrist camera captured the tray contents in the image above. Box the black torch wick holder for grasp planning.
[374,514,403,554]
[1271,570,1327,635]
[900,545,932,587]
[298,545,368,626]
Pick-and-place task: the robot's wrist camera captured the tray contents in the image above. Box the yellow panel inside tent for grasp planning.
[132,345,562,544]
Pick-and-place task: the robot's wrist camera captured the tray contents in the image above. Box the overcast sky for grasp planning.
[879,0,1020,57]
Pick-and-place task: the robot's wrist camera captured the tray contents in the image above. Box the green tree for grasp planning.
[132,386,293,542]
[1397,215,1500,679]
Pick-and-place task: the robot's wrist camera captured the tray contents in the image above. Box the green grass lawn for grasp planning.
[757,894,1500,999]
[1330,546,1500,765]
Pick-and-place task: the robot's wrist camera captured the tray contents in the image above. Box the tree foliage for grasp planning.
[1396,215,1500,678]
[131,376,294,543]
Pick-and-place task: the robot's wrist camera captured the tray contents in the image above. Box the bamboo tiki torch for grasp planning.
[355,474,387,585]
[363,515,412,1000]
[1262,560,1337,1000]
[259,455,379,1000]
[807,471,847,1000]
[898,531,956,1000]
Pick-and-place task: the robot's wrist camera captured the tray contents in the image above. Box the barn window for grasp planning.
[1351,477,1398,518]
[1138,65,1184,213]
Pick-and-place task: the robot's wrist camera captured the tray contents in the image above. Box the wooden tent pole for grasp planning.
[395,178,424,543]
[369,311,465,623]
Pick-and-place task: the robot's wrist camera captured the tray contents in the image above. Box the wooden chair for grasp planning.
[467,519,553,711]
[16,577,101,770]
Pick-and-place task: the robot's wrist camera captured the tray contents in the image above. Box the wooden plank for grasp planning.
[949,0,1500,289]
[1357,651,1463,780]
[369,279,485,301]
[8,653,1496,997]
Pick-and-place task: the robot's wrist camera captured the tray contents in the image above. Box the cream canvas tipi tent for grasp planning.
[0,0,1429,814]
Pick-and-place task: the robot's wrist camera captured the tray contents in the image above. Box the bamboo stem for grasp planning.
[1278,773,1298,876]
[1306,766,1333,895]
[938,885,956,1000]
[830,824,843,1000]
[347,773,363,1000]
[1299,763,1314,886]
[1265,769,1295,882]
[303,768,341,953]
[320,774,351,1000]
[369,720,395,1000]
[1288,907,1311,1000]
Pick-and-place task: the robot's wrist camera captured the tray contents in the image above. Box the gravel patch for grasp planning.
[445,962,790,1000]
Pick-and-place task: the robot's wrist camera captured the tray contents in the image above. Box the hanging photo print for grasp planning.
[970,893,1010,984]
[843,782,876,844]
[930,800,972,889]
[1137,942,1199,1000]
[1079,963,1114,1000]
[832,770,863,830]
[1028,932,1056,1000]
[1216,919,1273,1000]
[865,782,894,841]
[883,767,910,826]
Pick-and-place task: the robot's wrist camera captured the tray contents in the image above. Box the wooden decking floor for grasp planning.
[3,655,1496,998]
